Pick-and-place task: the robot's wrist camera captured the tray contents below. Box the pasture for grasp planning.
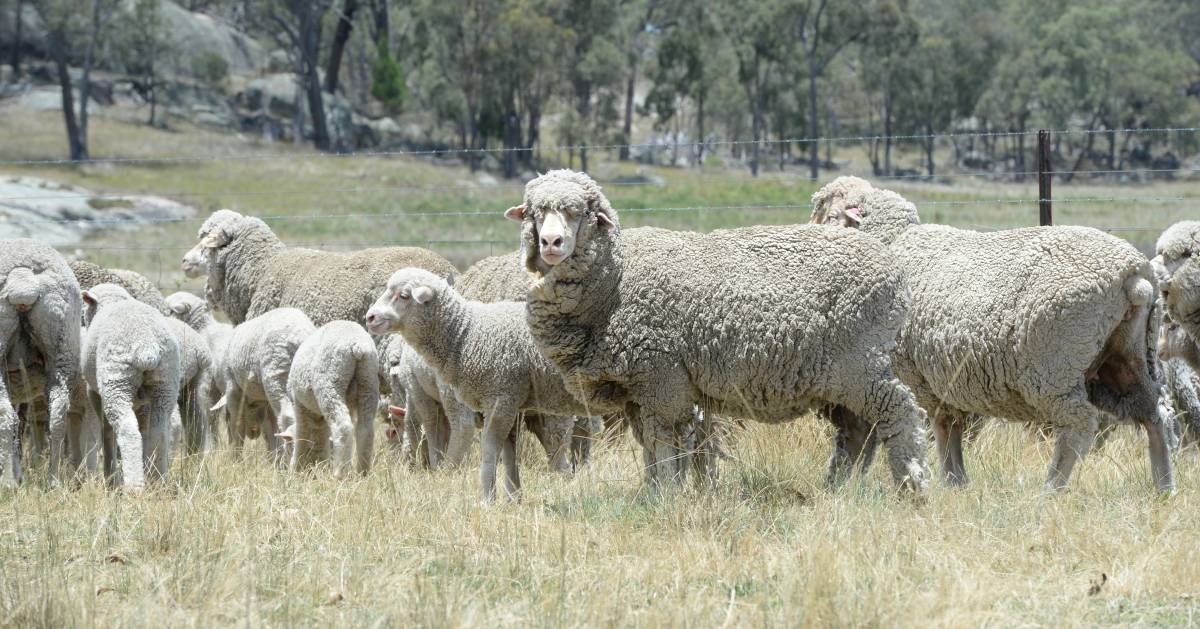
[2,107,1200,626]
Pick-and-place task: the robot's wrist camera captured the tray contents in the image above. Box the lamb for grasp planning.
[81,283,180,490]
[380,333,476,468]
[366,268,598,501]
[181,209,458,326]
[810,175,1173,492]
[278,321,379,477]
[162,317,213,455]
[500,169,931,494]
[211,307,315,465]
[1,239,83,487]
[1155,221,1200,369]
[165,292,234,444]
[69,260,169,315]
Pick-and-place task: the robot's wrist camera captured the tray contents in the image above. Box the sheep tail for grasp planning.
[131,344,161,372]
[1124,274,1154,308]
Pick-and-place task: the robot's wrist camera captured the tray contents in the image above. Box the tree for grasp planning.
[261,0,335,151]
[116,0,175,127]
[9,0,24,80]
[33,0,119,161]
[324,0,359,94]
[645,0,723,165]
[617,0,660,161]
[370,37,405,112]
[557,0,624,172]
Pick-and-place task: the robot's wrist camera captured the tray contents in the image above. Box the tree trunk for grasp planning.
[371,0,391,54]
[292,54,305,145]
[619,66,636,161]
[324,0,358,94]
[48,37,84,160]
[77,0,107,160]
[10,0,23,80]
[298,1,331,151]
[883,91,893,175]
[695,89,705,167]
[807,59,820,180]
[924,124,934,177]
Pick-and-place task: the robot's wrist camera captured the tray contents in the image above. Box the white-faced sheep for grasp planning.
[212,307,315,465]
[181,209,457,326]
[165,292,233,445]
[278,321,379,477]
[502,169,930,494]
[81,283,180,490]
[811,176,1173,492]
[1155,221,1200,367]
[366,269,598,501]
[1,239,83,487]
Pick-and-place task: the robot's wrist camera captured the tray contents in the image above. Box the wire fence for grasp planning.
[3,125,1198,288]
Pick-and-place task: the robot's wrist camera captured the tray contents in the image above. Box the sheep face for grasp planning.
[180,247,209,279]
[810,176,873,227]
[165,292,203,322]
[183,209,244,280]
[364,268,440,336]
[1164,261,1200,338]
[506,170,618,273]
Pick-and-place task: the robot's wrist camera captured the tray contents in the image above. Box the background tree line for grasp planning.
[7,0,1200,177]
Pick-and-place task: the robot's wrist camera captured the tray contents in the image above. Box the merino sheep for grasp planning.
[1155,221,1200,368]
[1,239,83,487]
[181,209,457,326]
[212,307,315,465]
[366,268,598,501]
[162,318,213,455]
[502,170,930,494]
[81,284,180,490]
[381,333,476,468]
[165,292,233,445]
[5,330,94,478]
[280,321,379,477]
[69,260,168,315]
[811,175,1173,492]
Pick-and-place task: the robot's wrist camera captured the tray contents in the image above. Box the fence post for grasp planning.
[1037,129,1052,226]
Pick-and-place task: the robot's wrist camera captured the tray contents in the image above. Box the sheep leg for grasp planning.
[100,381,145,491]
[1139,416,1175,493]
[317,392,355,479]
[224,384,246,454]
[823,405,882,487]
[501,421,522,502]
[479,402,518,503]
[932,409,969,486]
[0,379,18,488]
[262,407,285,467]
[143,382,176,486]
[181,382,206,456]
[353,406,374,476]
[690,409,719,489]
[1043,396,1099,491]
[442,395,476,468]
[642,417,684,486]
[409,392,443,468]
[25,406,48,472]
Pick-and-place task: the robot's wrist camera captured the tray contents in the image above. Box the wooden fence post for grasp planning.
[1037,129,1052,226]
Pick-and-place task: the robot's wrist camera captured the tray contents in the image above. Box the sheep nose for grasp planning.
[541,235,563,249]
[365,313,377,326]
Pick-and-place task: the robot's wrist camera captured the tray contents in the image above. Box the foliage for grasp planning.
[191,51,229,87]
[370,38,405,112]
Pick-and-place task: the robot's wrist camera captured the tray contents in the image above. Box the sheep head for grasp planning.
[165,291,208,328]
[811,176,919,246]
[364,268,443,337]
[1155,221,1200,343]
[182,209,242,279]
[505,169,618,276]
[81,282,134,324]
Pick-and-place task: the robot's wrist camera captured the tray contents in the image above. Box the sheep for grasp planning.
[81,284,180,490]
[810,175,1173,492]
[1155,221,1200,369]
[366,268,600,501]
[165,292,233,445]
[504,171,931,493]
[380,333,476,468]
[69,260,169,315]
[162,317,213,455]
[211,307,315,465]
[181,209,458,326]
[5,331,95,478]
[0,239,84,487]
[277,321,378,477]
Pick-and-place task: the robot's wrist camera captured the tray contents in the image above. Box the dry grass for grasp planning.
[4,104,1200,627]
[2,421,1199,626]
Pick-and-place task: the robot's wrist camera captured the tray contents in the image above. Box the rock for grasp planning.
[0,174,196,246]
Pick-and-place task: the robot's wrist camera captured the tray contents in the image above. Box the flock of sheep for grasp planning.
[2,170,1199,501]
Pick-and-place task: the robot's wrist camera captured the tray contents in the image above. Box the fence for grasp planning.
[2,126,1197,287]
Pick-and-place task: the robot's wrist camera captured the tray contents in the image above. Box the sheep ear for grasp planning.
[210,394,228,413]
[82,291,96,306]
[388,405,406,419]
[275,431,293,444]
[412,286,435,304]
[843,207,862,226]
[596,212,615,231]
[169,301,189,315]
[199,227,229,249]
[504,205,526,222]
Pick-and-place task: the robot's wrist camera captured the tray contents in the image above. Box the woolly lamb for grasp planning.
[182,209,457,326]
[381,333,476,468]
[212,307,315,465]
[81,284,180,490]
[811,176,1173,491]
[279,321,379,477]
[0,239,83,487]
[366,268,597,501]
[165,292,233,444]
[69,260,168,315]
[502,170,930,494]
[1155,221,1200,368]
